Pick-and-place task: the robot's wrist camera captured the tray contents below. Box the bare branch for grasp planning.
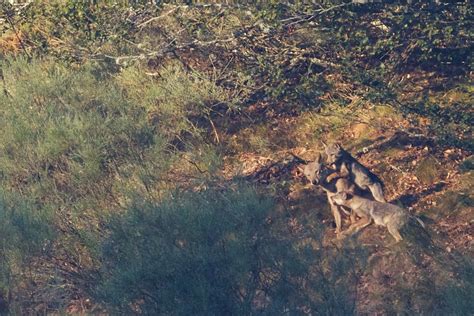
[137,6,180,29]
[98,36,236,65]
[283,2,351,28]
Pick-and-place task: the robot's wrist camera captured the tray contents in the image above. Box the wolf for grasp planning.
[323,142,386,203]
[331,191,425,242]
[301,155,357,235]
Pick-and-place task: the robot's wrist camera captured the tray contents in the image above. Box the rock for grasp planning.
[351,123,370,138]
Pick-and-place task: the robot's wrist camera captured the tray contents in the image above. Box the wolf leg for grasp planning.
[340,216,372,238]
[387,223,403,242]
[349,208,357,224]
[328,195,342,234]
[368,182,386,203]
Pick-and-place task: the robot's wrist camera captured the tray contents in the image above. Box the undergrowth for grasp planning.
[0,1,472,314]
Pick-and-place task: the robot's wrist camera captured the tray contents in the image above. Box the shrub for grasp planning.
[0,57,161,205]
[0,190,54,313]
[97,184,365,315]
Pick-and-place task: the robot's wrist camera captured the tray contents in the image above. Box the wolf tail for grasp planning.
[290,153,309,164]
[411,215,425,229]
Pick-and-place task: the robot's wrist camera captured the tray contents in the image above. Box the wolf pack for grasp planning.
[300,142,425,242]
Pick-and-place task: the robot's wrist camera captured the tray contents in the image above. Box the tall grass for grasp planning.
[97,184,365,315]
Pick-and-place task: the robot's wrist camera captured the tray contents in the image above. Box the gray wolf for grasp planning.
[323,142,386,203]
[301,155,356,235]
[331,191,425,242]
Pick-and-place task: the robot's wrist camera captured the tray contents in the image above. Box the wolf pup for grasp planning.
[302,155,356,235]
[323,142,386,203]
[331,191,425,242]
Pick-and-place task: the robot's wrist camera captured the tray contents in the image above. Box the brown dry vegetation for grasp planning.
[0,1,472,314]
[246,149,471,314]
[230,99,473,314]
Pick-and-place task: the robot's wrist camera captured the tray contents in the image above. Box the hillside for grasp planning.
[0,1,472,314]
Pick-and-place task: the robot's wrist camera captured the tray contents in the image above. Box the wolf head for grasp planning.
[301,154,332,185]
[331,191,353,206]
[322,141,343,165]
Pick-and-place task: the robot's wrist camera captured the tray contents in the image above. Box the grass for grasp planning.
[415,156,442,185]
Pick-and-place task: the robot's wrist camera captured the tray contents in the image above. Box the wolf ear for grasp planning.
[345,192,354,200]
[315,153,321,163]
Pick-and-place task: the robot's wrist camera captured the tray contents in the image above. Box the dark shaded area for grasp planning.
[355,131,434,158]
[243,154,307,185]
[397,182,447,207]
[0,1,472,314]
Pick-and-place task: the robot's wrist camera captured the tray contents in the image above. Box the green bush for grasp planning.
[0,56,251,311]
[0,191,54,311]
[0,56,232,200]
[97,184,365,315]
[0,57,157,205]
[0,2,471,313]
[365,245,474,315]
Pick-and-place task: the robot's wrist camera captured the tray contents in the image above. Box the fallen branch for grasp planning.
[355,130,433,157]
[98,36,236,65]
[283,2,351,28]
[137,6,180,29]
[208,117,220,144]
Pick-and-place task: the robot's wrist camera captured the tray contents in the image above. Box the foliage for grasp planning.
[98,184,365,315]
[0,190,54,311]
[400,89,474,151]
[0,56,229,204]
[363,238,474,315]
[0,1,472,313]
[0,57,157,205]
[3,2,471,116]
[0,56,227,311]
[0,1,161,60]
[118,62,237,142]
